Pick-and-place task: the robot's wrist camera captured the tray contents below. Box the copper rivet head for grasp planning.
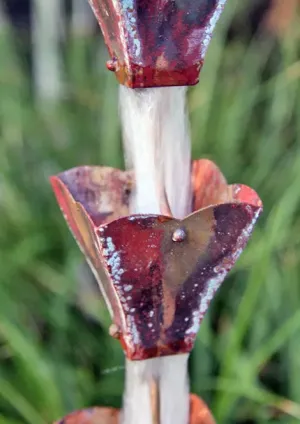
[109,323,121,339]
[172,227,187,242]
[106,58,117,72]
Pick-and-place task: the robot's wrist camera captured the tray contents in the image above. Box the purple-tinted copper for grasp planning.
[88,0,227,88]
[50,160,262,360]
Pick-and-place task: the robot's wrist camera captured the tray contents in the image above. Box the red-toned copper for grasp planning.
[50,166,132,331]
[189,394,216,424]
[53,394,214,424]
[106,58,118,72]
[88,0,227,88]
[50,160,262,361]
[53,406,119,424]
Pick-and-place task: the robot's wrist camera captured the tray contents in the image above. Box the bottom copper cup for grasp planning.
[54,393,215,424]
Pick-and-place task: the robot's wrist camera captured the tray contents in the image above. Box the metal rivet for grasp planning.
[109,323,121,339]
[106,58,117,72]
[172,227,187,242]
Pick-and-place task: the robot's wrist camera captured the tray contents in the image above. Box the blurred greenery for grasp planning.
[0,1,300,423]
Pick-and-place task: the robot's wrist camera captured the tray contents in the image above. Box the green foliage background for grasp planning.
[0,1,300,423]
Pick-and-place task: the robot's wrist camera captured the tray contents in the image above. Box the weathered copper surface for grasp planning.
[191,159,262,209]
[56,166,132,226]
[189,394,216,424]
[88,0,227,88]
[50,166,132,325]
[54,394,214,424]
[51,161,262,360]
[53,406,119,424]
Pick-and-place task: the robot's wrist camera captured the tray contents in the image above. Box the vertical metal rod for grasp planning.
[122,356,189,424]
[150,378,160,424]
[119,85,191,424]
[122,359,159,424]
[119,86,191,217]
